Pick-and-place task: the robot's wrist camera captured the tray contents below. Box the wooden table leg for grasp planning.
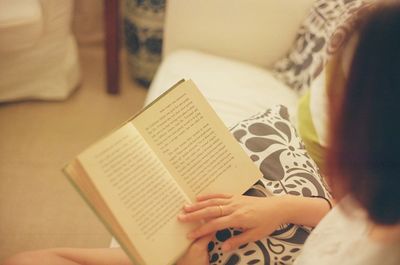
[104,0,120,94]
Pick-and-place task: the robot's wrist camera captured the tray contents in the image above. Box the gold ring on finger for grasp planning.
[218,205,223,217]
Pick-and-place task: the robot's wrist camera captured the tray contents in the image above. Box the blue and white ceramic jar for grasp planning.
[124,0,165,87]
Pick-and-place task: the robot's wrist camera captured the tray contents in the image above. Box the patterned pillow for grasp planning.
[272,0,371,92]
[208,105,331,265]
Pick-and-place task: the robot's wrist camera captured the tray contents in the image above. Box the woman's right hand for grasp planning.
[176,234,213,265]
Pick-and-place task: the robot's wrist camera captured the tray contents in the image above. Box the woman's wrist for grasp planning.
[274,195,331,227]
[274,195,299,225]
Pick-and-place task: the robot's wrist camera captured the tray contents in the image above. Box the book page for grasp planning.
[64,160,146,265]
[132,80,261,201]
[77,123,196,265]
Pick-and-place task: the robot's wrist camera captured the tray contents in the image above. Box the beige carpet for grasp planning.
[0,46,148,262]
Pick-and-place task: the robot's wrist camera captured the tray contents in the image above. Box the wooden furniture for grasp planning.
[104,0,120,94]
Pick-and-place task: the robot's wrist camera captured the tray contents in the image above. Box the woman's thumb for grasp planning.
[197,233,214,247]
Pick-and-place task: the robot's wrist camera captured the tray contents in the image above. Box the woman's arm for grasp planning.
[282,195,333,227]
[178,194,332,251]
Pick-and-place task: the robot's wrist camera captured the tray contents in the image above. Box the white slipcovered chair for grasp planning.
[0,0,80,102]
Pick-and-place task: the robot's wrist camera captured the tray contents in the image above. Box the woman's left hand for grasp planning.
[178,193,289,252]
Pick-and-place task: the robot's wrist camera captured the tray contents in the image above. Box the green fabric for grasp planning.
[297,90,326,171]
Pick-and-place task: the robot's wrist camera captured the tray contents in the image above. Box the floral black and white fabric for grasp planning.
[273,0,370,92]
[208,105,331,265]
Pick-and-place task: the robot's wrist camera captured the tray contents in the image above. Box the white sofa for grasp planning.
[145,0,315,127]
[110,0,315,250]
[0,0,80,102]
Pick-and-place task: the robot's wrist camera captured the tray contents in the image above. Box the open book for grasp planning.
[64,80,262,265]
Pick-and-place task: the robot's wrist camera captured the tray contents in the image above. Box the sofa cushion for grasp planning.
[147,50,299,127]
[272,0,371,92]
[208,105,331,265]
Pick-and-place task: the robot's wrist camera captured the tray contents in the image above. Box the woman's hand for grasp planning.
[178,194,289,252]
[176,234,213,265]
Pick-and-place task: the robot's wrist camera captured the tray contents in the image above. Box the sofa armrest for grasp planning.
[163,0,314,68]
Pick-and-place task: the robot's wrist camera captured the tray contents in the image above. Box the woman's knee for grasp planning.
[2,250,58,265]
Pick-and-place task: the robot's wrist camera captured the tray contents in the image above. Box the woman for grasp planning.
[3,2,400,265]
[178,2,400,264]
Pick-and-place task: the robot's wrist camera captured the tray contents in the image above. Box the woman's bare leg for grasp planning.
[2,248,133,265]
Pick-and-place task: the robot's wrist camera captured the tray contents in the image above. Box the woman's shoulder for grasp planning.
[294,197,400,265]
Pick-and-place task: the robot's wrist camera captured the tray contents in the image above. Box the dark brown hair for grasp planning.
[326,2,400,225]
